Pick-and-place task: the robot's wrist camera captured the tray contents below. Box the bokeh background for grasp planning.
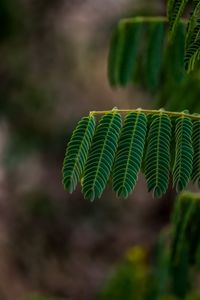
[0,0,188,299]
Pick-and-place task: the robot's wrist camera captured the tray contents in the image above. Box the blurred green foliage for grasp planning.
[108,16,200,113]
[96,246,149,300]
[97,192,200,300]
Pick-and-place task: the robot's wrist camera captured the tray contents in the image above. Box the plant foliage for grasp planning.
[108,0,200,92]
[170,192,200,297]
[62,109,200,200]
[62,115,96,193]
[96,192,200,300]
[108,19,142,86]
[112,112,147,198]
[167,0,200,71]
[145,112,172,198]
[82,112,122,201]
[167,0,188,34]
[108,17,186,92]
[172,116,194,192]
[96,246,148,300]
[171,191,200,265]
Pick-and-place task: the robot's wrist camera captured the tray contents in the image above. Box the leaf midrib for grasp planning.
[155,113,163,188]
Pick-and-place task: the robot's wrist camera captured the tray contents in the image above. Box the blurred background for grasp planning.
[0,0,194,299]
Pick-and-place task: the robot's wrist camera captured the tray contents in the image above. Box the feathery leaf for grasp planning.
[171,191,200,264]
[168,0,188,35]
[112,111,147,198]
[192,120,200,186]
[166,21,186,82]
[172,116,194,192]
[185,0,200,46]
[144,112,172,198]
[63,109,200,200]
[185,39,200,71]
[185,2,200,71]
[107,19,142,87]
[118,20,142,86]
[144,21,165,91]
[62,115,96,193]
[82,111,122,201]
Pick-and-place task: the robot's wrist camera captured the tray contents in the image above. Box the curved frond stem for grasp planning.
[90,108,200,121]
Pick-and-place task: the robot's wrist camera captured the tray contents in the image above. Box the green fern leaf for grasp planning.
[144,112,172,198]
[185,0,200,48]
[192,120,200,186]
[171,192,192,263]
[62,115,96,193]
[107,19,142,87]
[185,39,200,71]
[82,111,122,201]
[184,1,200,71]
[165,21,186,82]
[62,109,200,199]
[107,27,121,86]
[118,20,142,86]
[144,21,165,91]
[172,116,194,192]
[112,111,147,198]
[170,192,200,298]
[171,192,200,265]
[186,17,200,50]
[168,0,189,35]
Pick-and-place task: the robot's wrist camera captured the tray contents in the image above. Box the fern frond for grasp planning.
[165,70,200,113]
[171,192,192,263]
[62,115,96,193]
[82,111,122,201]
[185,0,200,48]
[175,0,200,72]
[118,20,142,86]
[168,0,188,35]
[108,17,169,91]
[144,112,172,198]
[63,109,200,200]
[171,191,200,264]
[107,19,142,86]
[170,192,191,292]
[172,115,194,192]
[112,111,147,198]
[144,21,165,91]
[166,21,186,82]
[192,120,200,186]
[185,39,200,71]
[107,16,189,95]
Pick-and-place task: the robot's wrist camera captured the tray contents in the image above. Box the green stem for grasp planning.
[90,108,200,120]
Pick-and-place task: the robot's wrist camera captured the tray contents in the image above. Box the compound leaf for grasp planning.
[172,116,193,192]
[62,115,96,193]
[112,111,147,198]
[82,111,122,201]
[192,120,200,186]
[144,112,172,198]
